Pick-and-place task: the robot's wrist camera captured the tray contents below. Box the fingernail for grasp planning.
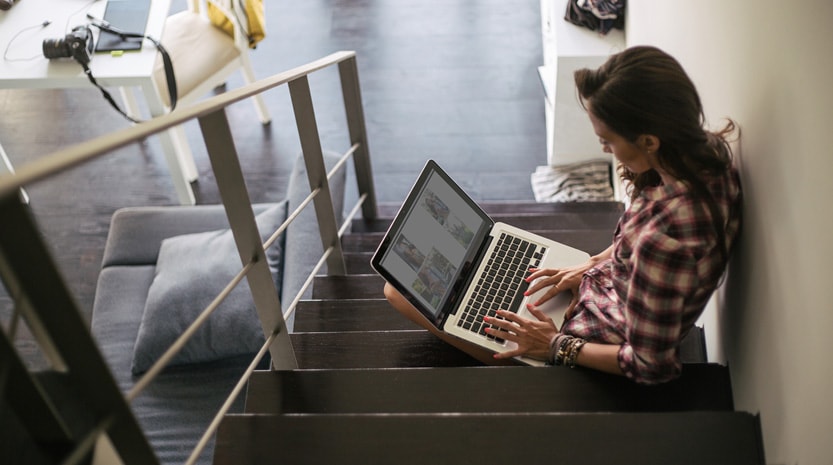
[523,290,530,296]
[483,316,491,322]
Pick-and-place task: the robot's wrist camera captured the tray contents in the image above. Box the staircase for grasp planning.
[212,201,766,465]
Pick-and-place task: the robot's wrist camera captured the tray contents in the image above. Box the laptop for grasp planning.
[370,160,590,365]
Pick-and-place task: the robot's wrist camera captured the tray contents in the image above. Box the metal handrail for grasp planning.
[0,51,358,197]
[0,51,377,465]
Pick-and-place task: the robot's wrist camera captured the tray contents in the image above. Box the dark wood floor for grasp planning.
[0,0,547,368]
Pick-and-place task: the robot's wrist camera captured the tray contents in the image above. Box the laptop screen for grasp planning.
[371,161,492,326]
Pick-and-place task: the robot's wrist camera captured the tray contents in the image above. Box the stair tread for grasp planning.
[244,364,734,414]
[214,411,764,465]
[352,211,622,234]
[289,330,482,368]
[342,229,616,256]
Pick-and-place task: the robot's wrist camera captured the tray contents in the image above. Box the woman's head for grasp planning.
[575,46,732,196]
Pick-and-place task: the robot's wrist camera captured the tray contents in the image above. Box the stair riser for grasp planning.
[289,331,482,369]
[214,412,765,465]
[244,364,735,414]
[311,275,385,300]
[293,299,418,332]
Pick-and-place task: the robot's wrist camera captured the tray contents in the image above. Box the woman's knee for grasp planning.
[383,282,431,327]
[384,283,410,310]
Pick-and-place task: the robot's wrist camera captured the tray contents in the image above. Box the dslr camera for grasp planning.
[42,26,94,65]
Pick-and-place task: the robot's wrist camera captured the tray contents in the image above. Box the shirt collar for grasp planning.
[641,177,688,202]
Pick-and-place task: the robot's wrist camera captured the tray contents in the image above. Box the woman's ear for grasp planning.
[639,134,661,154]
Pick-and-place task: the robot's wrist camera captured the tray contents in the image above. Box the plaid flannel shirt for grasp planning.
[562,169,742,384]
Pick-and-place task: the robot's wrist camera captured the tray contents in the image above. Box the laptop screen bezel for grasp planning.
[370,160,494,328]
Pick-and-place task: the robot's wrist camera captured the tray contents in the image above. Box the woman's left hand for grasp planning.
[484,304,559,361]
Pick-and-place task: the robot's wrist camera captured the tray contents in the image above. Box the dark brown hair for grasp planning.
[574,46,737,260]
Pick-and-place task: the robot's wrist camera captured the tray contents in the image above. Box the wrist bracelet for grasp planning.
[546,334,562,365]
[553,335,573,366]
[566,338,586,368]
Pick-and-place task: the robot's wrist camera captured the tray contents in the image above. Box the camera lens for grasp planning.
[42,38,70,59]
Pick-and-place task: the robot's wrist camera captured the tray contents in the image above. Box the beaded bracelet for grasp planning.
[566,338,586,368]
[547,334,586,367]
[548,334,573,366]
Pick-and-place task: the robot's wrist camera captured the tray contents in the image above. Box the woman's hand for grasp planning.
[524,265,586,320]
[484,305,558,361]
[524,245,612,320]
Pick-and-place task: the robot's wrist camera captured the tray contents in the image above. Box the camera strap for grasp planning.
[82,23,177,124]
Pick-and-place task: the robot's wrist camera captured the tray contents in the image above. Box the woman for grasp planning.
[384,46,742,384]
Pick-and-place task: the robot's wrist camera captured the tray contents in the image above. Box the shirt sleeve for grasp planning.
[616,229,699,384]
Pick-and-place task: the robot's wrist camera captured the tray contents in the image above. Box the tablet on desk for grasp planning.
[95,0,152,52]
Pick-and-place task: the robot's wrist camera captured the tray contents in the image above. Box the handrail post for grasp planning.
[198,109,298,370]
[288,75,348,276]
[339,56,378,220]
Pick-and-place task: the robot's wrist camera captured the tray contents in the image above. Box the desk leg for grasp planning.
[140,79,197,205]
[0,142,29,204]
[119,87,142,121]
[123,85,198,182]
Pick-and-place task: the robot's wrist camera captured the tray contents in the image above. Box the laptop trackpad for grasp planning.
[519,285,572,326]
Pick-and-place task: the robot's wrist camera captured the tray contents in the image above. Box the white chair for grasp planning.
[118,0,271,187]
[150,0,270,123]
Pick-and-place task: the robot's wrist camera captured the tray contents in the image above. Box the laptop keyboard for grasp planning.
[456,232,546,344]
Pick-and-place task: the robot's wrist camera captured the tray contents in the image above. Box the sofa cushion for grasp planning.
[131,202,287,375]
[102,203,278,268]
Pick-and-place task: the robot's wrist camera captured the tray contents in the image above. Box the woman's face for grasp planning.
[588,111,653,175]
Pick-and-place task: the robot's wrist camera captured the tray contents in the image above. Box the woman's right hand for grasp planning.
[523,265,587,319]
[524,245,612,319]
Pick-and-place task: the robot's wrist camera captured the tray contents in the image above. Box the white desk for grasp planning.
[0,0,199,205]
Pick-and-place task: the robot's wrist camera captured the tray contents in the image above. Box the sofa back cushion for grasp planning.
[131,202,287,375]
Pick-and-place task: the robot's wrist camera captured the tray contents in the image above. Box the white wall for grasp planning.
[626,1,833,464]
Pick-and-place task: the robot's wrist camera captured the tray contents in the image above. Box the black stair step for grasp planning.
[292,301,706,361]
[343,251,373,274]
[352,211,621,234]
[376,200,624,217]
[341,233,378,252]
[244,364,734,415]
[342,229,615,256]
[289,330,482,368]
[307,277,707,361]
[293,299,417,332]
[214,411,765,465]
[311,274,385,300]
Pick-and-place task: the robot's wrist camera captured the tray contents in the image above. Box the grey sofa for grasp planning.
[90,154,346,464]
